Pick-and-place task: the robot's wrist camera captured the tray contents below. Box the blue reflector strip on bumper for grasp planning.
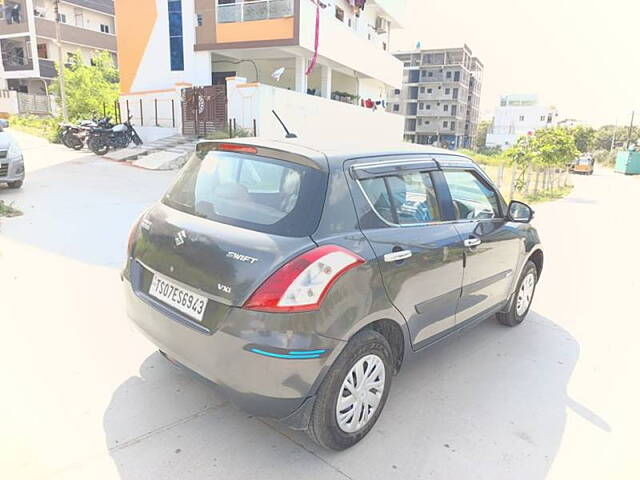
[250,348,328,360]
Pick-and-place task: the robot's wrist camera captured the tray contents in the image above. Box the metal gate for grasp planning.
[17,92,52,115]
[181,85,227,137]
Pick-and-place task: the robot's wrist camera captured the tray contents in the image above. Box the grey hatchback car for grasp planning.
[123,139,543,450]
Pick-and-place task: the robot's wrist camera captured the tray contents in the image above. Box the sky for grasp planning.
[393,0,640,127]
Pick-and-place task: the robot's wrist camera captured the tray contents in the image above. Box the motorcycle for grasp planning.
[87,117,143,156]
[59,118,113,151]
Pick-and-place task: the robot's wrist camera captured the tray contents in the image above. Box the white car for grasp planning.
[0,128,25,189]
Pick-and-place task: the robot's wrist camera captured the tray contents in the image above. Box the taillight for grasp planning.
[217,143,258,154]
[127,212,145,256]
[244,245,365,313]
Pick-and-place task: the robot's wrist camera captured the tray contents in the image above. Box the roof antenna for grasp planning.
[272,110,297,138]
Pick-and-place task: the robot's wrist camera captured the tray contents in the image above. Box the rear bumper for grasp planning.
[0,158,25,183]
[123,278,345,424]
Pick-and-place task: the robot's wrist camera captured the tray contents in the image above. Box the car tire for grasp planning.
[307,329,393,451]
[497,260,538,327]
[7,180,23,189]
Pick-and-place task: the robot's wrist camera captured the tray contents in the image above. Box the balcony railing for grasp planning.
[217,0,294,23]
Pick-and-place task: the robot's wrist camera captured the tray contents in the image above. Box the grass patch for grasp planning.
[519,185,574,204]
[0,200,23,217]
[9,115,60,143]
[457,148,509,167]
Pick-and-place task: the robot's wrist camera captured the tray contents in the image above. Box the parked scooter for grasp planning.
[87,116,143,156]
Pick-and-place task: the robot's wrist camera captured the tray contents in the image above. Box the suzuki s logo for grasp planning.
[218,283,231,294]
[175,230,187,246]
[226,251,259,264]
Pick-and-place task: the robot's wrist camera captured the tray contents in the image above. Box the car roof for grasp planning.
[199,137,475,168]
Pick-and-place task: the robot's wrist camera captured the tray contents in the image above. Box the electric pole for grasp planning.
[53,0,68,121]
[610,118,617,151]
[626,111,635,150]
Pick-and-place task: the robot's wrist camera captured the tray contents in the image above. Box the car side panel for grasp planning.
[453,219,524,322]
[311,157,409,344]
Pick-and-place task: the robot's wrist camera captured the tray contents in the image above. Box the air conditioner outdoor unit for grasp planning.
[374,16,387,33]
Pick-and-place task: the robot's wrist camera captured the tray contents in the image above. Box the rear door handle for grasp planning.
[384,250,412,263]
[464,238,482,248]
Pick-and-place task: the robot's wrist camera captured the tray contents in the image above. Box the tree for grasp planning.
[508,128,578,169]
[50,50,120,121]
[506,128,579,192]
[475,120,491,149]
[570,125,595,153]
[529,128,579,167]
[594,124,639,151]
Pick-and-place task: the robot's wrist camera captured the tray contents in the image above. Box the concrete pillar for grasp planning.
[320,65,332,99]
[192,51,213,86]
[294,56,308,94]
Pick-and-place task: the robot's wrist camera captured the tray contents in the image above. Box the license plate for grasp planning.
[149,274,208,322]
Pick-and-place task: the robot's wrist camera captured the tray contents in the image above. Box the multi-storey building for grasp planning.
[115,0,405,113]
[485,94,557,148]
[0,0,116,95]
[388,45,483,149]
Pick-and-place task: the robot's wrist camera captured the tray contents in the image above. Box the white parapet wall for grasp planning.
[119,89,182,143]
[0,90,20,116]
[227,77,404,143]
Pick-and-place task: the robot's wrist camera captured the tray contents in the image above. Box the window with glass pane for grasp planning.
[444,171,500,220]
[168,0,184,71]
[360,172,440,225]
[360,178,394,223]
[168,152,302,227]
[388,173,440,224]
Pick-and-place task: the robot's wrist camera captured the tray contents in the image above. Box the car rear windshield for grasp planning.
[163,149,326,237]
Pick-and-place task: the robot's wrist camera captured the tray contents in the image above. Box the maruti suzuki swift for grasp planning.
[123,139,543,450]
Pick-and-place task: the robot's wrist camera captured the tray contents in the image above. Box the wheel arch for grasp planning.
[355,318,406,375]
[528,248,544,278]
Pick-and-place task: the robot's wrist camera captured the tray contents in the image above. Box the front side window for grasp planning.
[360,171,441,226]
[168,0,184,71]
[444,171,500,220]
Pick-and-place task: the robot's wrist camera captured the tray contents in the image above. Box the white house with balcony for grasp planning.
[486,94,558,149]
[114,0,407,142]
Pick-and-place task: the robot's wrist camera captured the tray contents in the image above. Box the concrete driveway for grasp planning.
[1,132,639,479]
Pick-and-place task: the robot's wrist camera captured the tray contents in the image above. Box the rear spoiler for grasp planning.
[197,141,322,171]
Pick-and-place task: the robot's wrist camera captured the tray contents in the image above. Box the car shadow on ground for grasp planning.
[103,311,602,480]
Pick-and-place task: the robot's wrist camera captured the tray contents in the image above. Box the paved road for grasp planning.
[1,132,639,479]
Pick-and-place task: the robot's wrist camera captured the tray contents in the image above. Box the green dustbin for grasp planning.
[615,151,640,175]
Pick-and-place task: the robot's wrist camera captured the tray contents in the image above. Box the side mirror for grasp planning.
[508,200,534,223]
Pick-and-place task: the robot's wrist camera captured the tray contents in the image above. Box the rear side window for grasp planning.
[443,170,500,220]
[360,171,441,225]
[163,151,326,237]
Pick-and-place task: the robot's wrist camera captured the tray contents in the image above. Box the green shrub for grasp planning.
[593,149,616,167]
[457,148,507,166]
[0,200,22,217]
[9,115,61,143]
